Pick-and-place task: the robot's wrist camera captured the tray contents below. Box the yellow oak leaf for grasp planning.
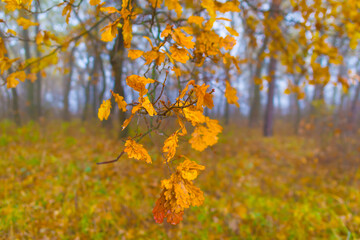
[183,106,206,126]
[111,90,127,112]
[188,16,205,26]
[180,26,194,35]
[189,125,209,151]
[17,17,39,30]
[221,35,236,50]
[132,104,142,114]
[143,50,159,65]
[126,75,155,96]
[206,117,223,136]
[204,92,214,109]
[225,81,239,107]
[156,52,166,66]
[122,19,132,48]
[100,22,118,42]
[90,0,101,5]
[164,0,182,18]
[141,96,157,116]
[128,49,144,60]
[172,28,195,49]
[6,71,26,89]
[0,57,19,74]
[178,80,192,99]
[163,132,178,162]
[201,0,216,25]
[61,1,73,24]
[6,29,17,36]
[176,115,187,136]
[6,75,18,89]
[35,31,45,45]
[3,0,24,11]
[172,67,181,78]
[143,36,154,48]
[189,117,222,151]
[161,24,173,38]
[225,26,239,36]
[124,139,152,163]
[153,193,184,225]
[194,84,209,110]
[100,7,120,13]
[170,45,190,64]
[121,0,131,9]
[174,179,202,209]
[177,158,205,181]
[0,37,7,58]
[217,1,241,13]
[98,99,111,121]
[148,0,162,8]
[122,114,134,130]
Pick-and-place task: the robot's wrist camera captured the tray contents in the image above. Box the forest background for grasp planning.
[1,0,360,238]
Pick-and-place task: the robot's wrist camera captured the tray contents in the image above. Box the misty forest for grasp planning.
[1,0,360,239]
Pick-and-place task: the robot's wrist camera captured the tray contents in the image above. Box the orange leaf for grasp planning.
[124,138,152,163]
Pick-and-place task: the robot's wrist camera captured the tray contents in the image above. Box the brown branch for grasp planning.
[24,0,84,14]
[153,70,169,105]
[157,100,198,117]
[97,122,161,165]
[97,151,125,165]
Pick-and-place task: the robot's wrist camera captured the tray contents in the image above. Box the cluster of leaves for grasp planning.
[91,0,241,223]
[2,0,360,226]
[242,0,360,97]
[98,72,226,222]
[1,0,242,224]
[152,158,205,225]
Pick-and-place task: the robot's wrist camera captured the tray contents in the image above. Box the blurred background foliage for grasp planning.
[1,0,360,238]
[1,120,360,239]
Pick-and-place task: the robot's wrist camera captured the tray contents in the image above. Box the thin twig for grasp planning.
[97,122,161,165]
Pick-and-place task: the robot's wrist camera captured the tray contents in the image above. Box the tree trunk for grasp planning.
[249,36,268,128]
[224,101,230,125]
[110,30,127,137]
[263,0,281,137]
[294,94,301,134]
[0,90,6,118]
[82,78,91,121]
[5,90,11,119]
[11,88,21,126]
[23,28,35,120]
[81,56,92,121]
[249,84,261,127]
[313,84,325,102]
[293,77,302,134]
[91,81,98,117]
[63,46,76,121]
[349,82,360,127]
[263,57,277,137]
[34,2,42,118]
[98,53,107,106]
[91,51,100,118]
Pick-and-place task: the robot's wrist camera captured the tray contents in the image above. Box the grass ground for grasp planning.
[0,120,359,239]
